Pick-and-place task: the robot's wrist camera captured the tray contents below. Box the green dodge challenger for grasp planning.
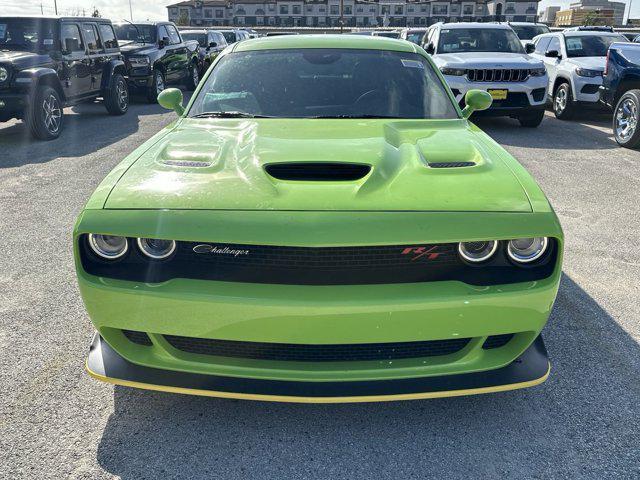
[75,35,563,403]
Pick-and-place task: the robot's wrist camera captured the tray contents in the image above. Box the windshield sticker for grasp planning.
[566,38,582,51]
[43,38,54,45]
[401,59,424,69]
[0,24,7,39]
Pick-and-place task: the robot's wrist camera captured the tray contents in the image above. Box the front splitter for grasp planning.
[86,333,550,403]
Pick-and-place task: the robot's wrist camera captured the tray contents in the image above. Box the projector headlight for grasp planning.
[88,234,128,260]
[529,67,547,77]
[458,240,498,263]
[440,66,466,76]
[137,238,176,259]
[575,68,602,77]
[507,237,548,263]
[129,56,150,67]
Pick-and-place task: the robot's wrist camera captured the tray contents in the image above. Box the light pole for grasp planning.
[626,0,634,25]
[129,0,133,21]
[340,0,344,33]
[54,0,58,15]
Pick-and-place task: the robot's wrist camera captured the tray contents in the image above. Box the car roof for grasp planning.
[439,22,513,30]
[563,31,625,37]
[507,22,548,26]
[182,29,207,33]
[232,34,418,53]
[0,15,111,22]
[113,21,168,26]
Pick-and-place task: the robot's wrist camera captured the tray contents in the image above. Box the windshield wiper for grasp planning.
[192,111,272,118]
[308,114,402,119]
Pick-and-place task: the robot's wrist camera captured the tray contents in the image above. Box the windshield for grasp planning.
[0,18,57,52]
[182,32,207,47]
[189,48,458,119]
[510,25,550,41]
[438,28,524,54]
[565,35,627,57]
[406,31,426,45]
[114,24,156,44]
[220,31,236,43]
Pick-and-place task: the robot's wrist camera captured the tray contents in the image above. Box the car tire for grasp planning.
[146,70,165,104]
[553,82,575,120]
[185,61,199,91]
[613,89,640,149]
[518,109,545,128]
[27,85,63,140]
[104,73,129,115]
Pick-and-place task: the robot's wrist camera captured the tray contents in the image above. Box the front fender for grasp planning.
[14,67,62,96]
[100,59,126,92]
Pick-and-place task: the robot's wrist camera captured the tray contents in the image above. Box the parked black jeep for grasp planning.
[113,21,200,103]
[0,16,129,140]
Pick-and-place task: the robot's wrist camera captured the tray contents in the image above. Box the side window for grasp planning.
[61,23,84,53]
[157,25,169,43]
[547,36,561,53]
[82,23,102,53]
[99,24,118,50]
[534,37,551,54]
[165,25,181,45]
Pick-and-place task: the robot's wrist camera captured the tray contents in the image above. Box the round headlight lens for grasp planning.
[137,238,176,259]
[507,237,548,263]
[0,67,8,82]
[88,234,128,259]
[458,240,498,263]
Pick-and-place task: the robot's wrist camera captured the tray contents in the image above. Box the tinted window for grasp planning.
[511,25,550,41]
[190,49,458,120]
[405,31,425,44]
[61,23,84,53]
[534,36,551,54]
[564,34,627,58]
[438,28,524,54]
[157,25,169,43]
[213,32,227,47]
[113,23,156,43]
[165,25,181,45]
[0,18,56,52]
[99,24,118,49]
[82,23,102,52]
[221,31,236,43]
[182,32,207,46]
[547,36,561,53]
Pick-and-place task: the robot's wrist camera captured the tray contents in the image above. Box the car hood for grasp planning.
[119,43,157,56]
[566,56,605,70]
[104,119,533,212]
[433,52,543,68]
[0,50,53,68]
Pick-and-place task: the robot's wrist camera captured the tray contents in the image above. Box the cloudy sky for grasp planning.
[0,0,638,23]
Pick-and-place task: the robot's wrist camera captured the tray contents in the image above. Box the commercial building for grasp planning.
[568,0,625,25]
[540,5,560,23]
[554,7,615,26]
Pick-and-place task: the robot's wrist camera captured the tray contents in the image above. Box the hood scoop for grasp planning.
[265,162,371,181]
[428,161,476,168]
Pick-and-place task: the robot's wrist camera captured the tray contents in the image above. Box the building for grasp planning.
[568,0,625,25]
[554,7,615,26]
[540,5,560,24]
[167,0,541,28]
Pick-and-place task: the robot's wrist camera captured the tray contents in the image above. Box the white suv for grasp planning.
[530,29,627,119]
[423,23,548,127]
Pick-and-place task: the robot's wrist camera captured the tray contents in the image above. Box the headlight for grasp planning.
[0,66,8,82]
[507,237,548,263]
[458,240,498,263]
[529,67,547,77]
[575,68,602,77]
[440,66,466,76]
[137,238,176,259]
[129,56,150,67]
[88,234,128,260]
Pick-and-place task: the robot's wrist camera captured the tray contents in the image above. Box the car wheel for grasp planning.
[146,70,165,104]
[553,82,575,120]
[613,89,640,149]
[185,62,199,91]
[104,73,129,115]
[518,109,545,128]
[27,85,63,140]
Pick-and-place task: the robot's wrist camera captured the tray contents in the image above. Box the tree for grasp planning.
[91,7,101,18]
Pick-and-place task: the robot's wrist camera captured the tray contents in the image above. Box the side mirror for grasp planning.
[158,88,185,116]
[159,37,170,48]
[525,42,535,54]
[545,50,560,58]
[461,90,492,119]
[209,41,217,48]
[425,42,435,55]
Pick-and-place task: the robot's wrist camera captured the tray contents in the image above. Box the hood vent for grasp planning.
[265,162,371,181]
[428,162,476,168]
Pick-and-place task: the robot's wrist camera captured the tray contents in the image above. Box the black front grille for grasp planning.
[265,162,371,181]
[490,92,531,108]
[122,329,153,346]
[482,334,515,349]
[164,335,472,362]
[466,69,530,82]
[79,237,558,286]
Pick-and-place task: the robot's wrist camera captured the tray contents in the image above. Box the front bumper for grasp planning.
[0,91,28,121]
[572,75,603,103]
[86,332,550,403]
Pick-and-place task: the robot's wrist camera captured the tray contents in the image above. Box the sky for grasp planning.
[0,0,639,22]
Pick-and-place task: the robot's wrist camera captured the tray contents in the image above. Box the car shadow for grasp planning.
[95,274,640,478]
[475,111,619,150]
[0,91,192,169]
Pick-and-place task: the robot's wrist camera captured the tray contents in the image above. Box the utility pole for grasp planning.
[40,2,43,14]
[54,0,58,15]
[340,0,344,33]
[626,0,634,25]
[129,0,133,21]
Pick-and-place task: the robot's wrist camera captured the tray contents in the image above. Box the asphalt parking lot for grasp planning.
[1,100,638,479]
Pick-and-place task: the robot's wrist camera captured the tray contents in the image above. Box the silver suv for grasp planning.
[423,23,548,127]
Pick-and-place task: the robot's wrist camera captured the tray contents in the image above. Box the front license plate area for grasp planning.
[487,89,508,100]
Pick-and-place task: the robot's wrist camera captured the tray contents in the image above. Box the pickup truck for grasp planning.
[113,21,200,103]
[600,42,640,148]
